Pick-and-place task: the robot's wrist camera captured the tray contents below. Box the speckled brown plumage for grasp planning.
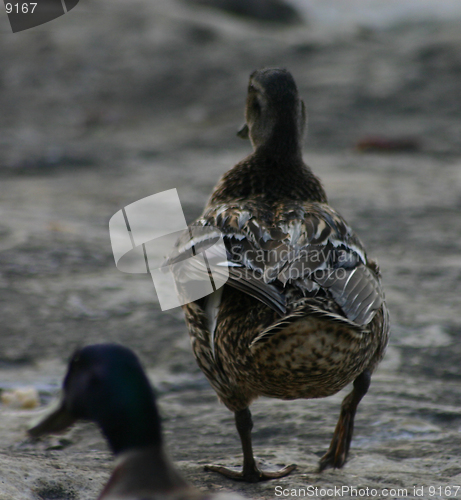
[179,68,390,481]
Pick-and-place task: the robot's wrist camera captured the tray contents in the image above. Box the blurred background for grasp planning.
[1,1,461,499]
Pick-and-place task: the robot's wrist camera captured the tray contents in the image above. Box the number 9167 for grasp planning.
[5,3,38,14]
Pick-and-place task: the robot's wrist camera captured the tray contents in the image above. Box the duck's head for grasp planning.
[237,68,306,155]
[29,344,162,455]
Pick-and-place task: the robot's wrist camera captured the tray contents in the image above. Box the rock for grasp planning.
[1,387,40,409]
[185,0,303,24]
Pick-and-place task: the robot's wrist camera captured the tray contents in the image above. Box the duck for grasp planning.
[28,344,244,500]
[175,68,390,482]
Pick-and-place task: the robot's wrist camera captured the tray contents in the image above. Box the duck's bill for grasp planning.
[28,399,77,438]
[237,123,249,139]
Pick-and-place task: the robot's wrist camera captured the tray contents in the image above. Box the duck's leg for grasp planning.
[205,407,296,482]
[319,369,371,472]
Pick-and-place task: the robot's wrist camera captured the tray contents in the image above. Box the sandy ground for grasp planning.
[1,1,461,499]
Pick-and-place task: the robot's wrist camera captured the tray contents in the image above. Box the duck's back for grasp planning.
[181,155,388,409]
[197,150,384,323]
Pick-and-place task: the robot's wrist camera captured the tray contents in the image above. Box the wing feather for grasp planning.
[175,201,383,326]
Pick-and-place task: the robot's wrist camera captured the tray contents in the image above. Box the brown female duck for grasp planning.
[179,68,389,482]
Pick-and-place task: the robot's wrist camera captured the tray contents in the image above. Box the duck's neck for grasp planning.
[98,445,190,499]
[256,117,303,162]
[211,139,327,205]
[98,401,163,456]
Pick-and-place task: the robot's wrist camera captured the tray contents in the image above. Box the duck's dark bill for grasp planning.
[28,401,77,438]
[237,123,249,139]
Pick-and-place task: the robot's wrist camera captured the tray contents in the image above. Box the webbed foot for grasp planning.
[318,370,371,472]
[205,463,296,483]
[211,407,296,482]
[318,420,351,471]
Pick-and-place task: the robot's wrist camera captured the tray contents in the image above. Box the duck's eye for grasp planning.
[69,350,81,366]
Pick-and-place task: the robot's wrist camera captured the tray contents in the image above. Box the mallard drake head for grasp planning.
[29,344,162,455]
[237,68,306,155]
[28,345,247,498]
